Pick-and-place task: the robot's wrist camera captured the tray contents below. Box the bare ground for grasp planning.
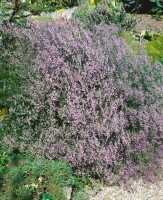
[133,14,163,34]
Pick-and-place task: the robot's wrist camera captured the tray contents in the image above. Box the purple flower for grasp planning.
[1,20,163,182]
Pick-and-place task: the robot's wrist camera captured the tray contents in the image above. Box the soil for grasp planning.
[133,14,163,34]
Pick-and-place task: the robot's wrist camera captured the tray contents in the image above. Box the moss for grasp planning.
[146,36,163,64]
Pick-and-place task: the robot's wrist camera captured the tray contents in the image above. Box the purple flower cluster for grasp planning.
[2,21,163,180]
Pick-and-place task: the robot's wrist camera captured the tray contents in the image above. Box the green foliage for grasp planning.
[12,170,25,186]
[141,30,161,41]
[0,0,79,24]
[74,0,96,20]
[0,0,32,24]
[131,152,150,165]
[7,184,33,200]
[47,184,66,200]
[0,31,20,108]
[9,153,21,165]
[0,148,89,200]
[146,36,163,63]
[72,190,87,200]
[0,130,8,174]
[74,0,133,30]
[39,193,53,200]
[0,27,35,110]
[0,152,8,173]
[46,160,75,187]
[150,0,163,18]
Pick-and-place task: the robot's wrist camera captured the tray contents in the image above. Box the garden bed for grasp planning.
[0,1,163,200]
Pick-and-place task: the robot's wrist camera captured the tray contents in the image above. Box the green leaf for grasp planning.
[39,193,53,200]
[0,166,5,172]
[156,1,163,8]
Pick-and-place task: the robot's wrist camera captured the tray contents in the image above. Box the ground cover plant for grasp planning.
[1,18,163,187]
[0,129,89,200]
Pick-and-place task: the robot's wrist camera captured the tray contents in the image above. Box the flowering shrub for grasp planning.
[2,21,163,181]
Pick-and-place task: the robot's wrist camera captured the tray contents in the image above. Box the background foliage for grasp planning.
[0,0,80,24]
[73,0,134,30]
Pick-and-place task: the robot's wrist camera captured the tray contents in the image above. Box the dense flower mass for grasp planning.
[2,21,163,180]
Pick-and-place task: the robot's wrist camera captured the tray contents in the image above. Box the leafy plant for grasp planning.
[0,152,8,173]
[39,193,53,200]
[73,0,96,20]
[146,35,163,63]
[12,170,25,186]
[0,149,89,200]
[141,30,160,41]
[0,130,8,174]
[0,26,36,110]
[0,0,80,24]
[133,30,161,43]
[150,0,163,18]
[74,0,134,30]
[47,183,66,200]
